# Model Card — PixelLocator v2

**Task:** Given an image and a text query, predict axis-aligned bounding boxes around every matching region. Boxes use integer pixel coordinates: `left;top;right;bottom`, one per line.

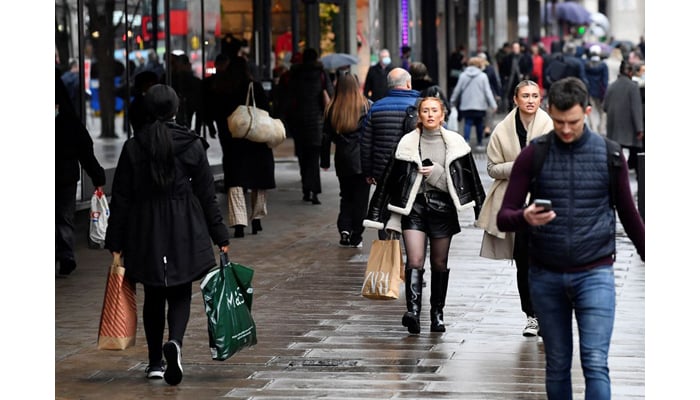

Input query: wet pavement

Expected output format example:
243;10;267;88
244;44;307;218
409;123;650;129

56;131;645;399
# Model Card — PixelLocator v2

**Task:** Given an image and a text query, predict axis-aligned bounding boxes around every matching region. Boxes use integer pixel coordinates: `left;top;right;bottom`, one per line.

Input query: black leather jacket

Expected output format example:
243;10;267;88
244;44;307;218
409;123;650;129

364;129;485;229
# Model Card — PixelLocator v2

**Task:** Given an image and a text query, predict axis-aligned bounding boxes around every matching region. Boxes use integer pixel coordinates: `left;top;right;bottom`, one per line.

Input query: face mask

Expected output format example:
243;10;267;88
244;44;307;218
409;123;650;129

382;57;391;66
55;108;59;118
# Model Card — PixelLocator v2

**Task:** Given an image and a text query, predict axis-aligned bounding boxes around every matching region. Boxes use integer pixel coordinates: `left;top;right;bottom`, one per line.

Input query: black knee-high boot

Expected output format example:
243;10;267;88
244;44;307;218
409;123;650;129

430;269;450;332
402;267;424;334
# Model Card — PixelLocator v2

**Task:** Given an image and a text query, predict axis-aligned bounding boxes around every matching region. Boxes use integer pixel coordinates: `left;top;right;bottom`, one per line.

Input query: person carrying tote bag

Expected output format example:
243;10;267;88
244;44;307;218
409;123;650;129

361;232;404;300
97;253;136;350
105;84;230;385
363;96;485;334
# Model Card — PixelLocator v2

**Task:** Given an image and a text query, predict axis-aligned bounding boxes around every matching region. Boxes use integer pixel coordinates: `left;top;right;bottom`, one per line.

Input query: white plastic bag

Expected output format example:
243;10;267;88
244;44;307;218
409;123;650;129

89;188;109;249
447;106;459;132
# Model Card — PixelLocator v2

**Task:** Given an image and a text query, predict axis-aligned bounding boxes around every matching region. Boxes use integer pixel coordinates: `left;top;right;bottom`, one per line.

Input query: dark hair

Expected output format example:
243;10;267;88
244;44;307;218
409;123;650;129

215;53;230;64
619;60;634;76
409;62;431;81
142;84;178;190
302;48;319;64
228;55;253;80
547;77;588;111
420;85;451;118
133;70;159;91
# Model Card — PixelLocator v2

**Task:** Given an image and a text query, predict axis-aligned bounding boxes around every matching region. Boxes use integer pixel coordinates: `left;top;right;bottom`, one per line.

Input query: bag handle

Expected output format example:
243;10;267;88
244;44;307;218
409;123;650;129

245;82;256;108
242;82;257;139
219;251;229;273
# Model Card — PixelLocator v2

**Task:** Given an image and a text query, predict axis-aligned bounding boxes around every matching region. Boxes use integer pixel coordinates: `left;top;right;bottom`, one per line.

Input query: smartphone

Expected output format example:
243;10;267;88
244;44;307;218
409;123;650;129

534;199;552;212
422;159;433;166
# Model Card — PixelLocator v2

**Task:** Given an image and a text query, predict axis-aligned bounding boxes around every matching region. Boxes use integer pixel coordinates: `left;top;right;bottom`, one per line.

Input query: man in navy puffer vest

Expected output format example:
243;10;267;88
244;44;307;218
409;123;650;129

497;77;644;400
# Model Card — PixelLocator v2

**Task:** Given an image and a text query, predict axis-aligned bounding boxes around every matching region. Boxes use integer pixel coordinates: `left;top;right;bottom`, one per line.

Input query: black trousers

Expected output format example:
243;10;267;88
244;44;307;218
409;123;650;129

297;144;322;195
337;174;371;241
142;283;192;366
513;229;535;317
623;145;643;173
55;182;77;263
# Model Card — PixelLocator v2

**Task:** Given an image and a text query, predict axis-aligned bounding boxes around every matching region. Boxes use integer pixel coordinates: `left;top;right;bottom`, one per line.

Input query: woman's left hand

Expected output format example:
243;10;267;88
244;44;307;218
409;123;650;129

419;166;433;176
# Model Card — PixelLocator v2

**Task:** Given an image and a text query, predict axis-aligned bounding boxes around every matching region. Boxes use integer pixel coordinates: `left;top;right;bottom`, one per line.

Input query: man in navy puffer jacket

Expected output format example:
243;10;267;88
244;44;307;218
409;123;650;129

360;67;420;240
360;67;420;186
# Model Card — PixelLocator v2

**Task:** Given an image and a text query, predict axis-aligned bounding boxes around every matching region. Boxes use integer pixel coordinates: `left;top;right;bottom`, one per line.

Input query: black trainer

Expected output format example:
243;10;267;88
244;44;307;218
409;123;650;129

163;340;183;385
339;231;351;247
349;234;363;248
145;362;165;379
58;259;77;276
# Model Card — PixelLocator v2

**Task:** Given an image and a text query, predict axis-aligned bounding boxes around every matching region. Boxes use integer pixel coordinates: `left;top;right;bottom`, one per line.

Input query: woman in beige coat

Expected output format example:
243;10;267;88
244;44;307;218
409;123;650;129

475;80;552;337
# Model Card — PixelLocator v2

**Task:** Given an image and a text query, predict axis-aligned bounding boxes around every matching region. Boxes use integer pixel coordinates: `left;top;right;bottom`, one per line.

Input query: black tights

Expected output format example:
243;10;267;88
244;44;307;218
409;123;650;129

143;283;192;366
402;229;452;271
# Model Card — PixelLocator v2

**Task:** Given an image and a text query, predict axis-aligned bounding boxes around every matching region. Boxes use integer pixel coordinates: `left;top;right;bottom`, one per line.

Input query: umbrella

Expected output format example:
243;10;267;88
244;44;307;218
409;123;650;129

590;12;610;32
320;53;359;70
545;1;591;25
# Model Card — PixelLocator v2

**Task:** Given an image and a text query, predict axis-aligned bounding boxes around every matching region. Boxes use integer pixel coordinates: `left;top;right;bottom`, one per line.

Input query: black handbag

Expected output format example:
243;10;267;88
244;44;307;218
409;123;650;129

423;190;453;213
418;140;455;214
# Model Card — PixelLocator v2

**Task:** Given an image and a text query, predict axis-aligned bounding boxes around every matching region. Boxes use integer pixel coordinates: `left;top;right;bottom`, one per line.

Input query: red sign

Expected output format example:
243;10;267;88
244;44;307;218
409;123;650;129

141;10;188;41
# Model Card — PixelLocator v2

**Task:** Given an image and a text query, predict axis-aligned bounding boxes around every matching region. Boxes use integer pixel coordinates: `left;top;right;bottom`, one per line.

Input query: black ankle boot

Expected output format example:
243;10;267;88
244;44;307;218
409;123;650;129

311;193;321;205
233;225;245;238
252;219;262;234
402;267;424;334
430;269;450;332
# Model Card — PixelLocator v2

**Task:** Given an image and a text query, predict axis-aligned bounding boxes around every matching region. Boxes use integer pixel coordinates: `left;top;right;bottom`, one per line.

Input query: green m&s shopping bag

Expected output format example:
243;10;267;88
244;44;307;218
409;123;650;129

200;252;257;361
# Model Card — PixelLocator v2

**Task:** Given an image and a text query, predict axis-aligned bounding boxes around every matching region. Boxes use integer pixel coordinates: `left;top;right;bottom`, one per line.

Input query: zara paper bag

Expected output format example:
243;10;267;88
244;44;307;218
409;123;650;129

361;238;404;300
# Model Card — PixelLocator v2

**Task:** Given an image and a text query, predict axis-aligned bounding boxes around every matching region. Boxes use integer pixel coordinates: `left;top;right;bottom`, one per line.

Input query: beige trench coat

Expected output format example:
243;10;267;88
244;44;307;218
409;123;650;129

476;106;553;259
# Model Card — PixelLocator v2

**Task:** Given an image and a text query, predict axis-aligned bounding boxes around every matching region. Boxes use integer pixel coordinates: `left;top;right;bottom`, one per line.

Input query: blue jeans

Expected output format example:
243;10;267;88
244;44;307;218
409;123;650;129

529;264;616;400
459;110;486;146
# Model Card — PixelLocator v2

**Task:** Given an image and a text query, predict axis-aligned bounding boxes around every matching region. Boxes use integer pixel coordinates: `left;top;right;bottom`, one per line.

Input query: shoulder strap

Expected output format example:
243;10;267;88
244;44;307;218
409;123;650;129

529;132;553;201
604;137;623;208
530;133;623;209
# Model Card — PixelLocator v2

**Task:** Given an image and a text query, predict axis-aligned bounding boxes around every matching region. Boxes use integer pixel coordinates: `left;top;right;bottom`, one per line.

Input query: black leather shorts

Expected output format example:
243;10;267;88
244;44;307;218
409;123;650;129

401;192;461;238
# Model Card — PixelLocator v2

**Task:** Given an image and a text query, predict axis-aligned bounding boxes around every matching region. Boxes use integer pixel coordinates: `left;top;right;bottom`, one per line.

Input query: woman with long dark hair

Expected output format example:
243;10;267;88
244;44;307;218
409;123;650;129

105;84;229;385
321;71;371;247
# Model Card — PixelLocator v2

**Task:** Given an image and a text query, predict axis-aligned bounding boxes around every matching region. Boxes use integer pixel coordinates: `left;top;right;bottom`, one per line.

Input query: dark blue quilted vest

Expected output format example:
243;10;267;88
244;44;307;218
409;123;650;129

530;130;616;269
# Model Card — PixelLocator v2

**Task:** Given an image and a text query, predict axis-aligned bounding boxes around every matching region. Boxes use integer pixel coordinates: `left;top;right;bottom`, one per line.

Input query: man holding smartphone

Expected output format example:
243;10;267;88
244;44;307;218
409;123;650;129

497;77;644;399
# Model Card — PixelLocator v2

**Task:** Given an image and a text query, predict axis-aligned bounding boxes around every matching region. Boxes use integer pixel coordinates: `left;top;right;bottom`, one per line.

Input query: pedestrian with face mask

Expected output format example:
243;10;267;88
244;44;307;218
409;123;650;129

363;48;394;102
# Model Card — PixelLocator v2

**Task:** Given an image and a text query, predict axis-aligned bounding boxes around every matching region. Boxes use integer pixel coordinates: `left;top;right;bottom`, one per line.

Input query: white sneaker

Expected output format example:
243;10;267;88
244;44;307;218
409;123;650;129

523;316;539;337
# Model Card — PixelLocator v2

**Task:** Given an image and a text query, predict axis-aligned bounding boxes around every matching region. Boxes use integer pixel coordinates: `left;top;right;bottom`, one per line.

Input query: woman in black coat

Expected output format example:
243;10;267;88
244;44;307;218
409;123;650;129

286;48;333;204
105;84;229;385
208;56;276;238
321;71;371;247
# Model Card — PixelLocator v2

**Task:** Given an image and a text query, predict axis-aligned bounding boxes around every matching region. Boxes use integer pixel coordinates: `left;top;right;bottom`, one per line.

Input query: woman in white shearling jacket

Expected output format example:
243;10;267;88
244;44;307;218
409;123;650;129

363;97;485;335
